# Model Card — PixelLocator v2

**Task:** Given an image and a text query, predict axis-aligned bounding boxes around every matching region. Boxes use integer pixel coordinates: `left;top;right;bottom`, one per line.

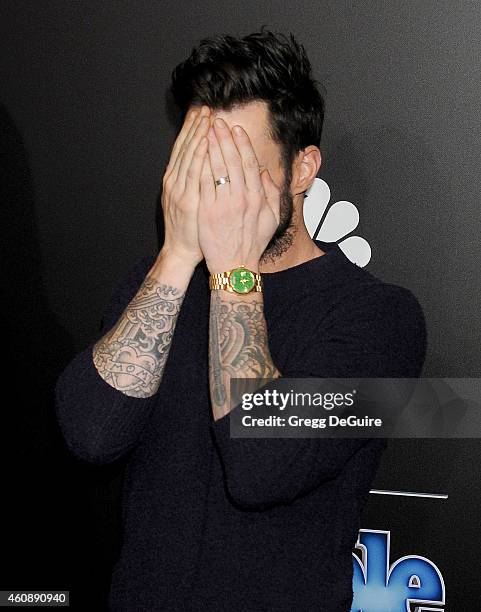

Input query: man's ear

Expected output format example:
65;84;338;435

293;146;322;196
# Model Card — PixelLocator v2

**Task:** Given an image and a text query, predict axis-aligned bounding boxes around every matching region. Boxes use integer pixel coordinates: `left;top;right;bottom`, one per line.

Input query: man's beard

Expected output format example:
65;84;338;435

260;171;297;265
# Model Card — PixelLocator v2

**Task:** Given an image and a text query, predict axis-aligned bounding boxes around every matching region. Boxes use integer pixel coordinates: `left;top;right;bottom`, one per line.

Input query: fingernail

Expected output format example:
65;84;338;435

233;125;243;135
214;118;224;128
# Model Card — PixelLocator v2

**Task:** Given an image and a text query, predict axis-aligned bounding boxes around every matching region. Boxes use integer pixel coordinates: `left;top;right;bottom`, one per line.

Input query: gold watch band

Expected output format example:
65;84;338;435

209;267;263;293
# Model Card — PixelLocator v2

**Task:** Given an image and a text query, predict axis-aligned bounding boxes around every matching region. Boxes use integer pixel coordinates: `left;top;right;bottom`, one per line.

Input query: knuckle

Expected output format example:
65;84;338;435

210;163;224;175
244;156;259;170
248;192;264;205
162;165;172;182
170;184;182;198
235;195;248;208
162;174;172;190
228;154;242;169
194;143;205;157
200;172;213;184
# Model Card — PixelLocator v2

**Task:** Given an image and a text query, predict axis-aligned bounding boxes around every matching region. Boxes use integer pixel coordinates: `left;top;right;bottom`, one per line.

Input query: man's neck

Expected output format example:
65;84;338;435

259;231;325;274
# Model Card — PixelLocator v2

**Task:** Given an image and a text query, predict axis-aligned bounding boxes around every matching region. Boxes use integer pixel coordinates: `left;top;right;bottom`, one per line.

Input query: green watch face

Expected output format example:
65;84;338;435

229;267;255;293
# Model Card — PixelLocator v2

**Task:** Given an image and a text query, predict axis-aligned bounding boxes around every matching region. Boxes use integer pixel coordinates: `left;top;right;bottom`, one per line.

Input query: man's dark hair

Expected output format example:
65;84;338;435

170;25;326;184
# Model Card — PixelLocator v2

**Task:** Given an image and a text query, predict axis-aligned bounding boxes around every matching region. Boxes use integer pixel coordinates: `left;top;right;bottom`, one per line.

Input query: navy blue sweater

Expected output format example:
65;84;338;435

55;240;427;611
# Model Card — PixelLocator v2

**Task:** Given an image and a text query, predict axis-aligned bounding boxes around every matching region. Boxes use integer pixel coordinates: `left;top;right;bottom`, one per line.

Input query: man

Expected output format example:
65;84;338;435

55;27;427;611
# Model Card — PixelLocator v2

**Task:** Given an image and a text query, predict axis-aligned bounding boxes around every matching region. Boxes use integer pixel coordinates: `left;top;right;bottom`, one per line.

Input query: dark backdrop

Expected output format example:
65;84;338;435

1;2;480;609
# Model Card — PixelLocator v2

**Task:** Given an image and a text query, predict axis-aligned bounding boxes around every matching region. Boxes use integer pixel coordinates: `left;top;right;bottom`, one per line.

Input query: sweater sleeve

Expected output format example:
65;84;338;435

54;254;158;465
210;283;427;509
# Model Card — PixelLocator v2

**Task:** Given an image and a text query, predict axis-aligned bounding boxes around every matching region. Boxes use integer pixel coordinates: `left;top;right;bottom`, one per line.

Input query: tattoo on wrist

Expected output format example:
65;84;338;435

93;276;184;397
209;292;279;409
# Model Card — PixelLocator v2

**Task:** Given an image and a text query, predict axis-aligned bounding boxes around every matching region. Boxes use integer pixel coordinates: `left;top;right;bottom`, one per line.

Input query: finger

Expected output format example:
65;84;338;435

177;113;211;188
210;118;245;193
169;106;210;181
207;125;232;198
184;135;209;196
231;124;263;193
164;107;200;178
200;147;216;207
260;168;281;224
172;108;210;183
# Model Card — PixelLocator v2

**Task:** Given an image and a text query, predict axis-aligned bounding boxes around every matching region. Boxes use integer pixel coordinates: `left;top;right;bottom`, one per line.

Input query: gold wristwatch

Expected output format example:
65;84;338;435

209;265;263;294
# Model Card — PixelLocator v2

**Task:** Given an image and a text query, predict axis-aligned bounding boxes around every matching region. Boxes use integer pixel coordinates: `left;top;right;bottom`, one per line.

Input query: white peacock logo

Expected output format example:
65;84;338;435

303;178;371;267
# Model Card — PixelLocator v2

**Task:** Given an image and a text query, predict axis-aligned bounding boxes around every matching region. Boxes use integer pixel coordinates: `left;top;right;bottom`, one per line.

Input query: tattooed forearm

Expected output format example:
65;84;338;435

93;275;185;398
209;291;281;419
